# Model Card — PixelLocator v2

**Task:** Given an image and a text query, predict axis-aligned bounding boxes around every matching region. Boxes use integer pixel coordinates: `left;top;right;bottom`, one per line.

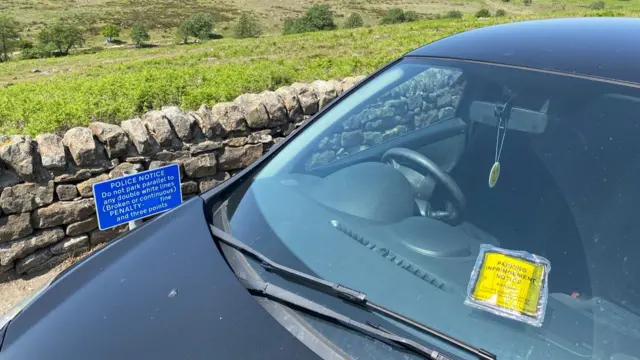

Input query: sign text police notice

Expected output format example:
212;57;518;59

92;164;182;230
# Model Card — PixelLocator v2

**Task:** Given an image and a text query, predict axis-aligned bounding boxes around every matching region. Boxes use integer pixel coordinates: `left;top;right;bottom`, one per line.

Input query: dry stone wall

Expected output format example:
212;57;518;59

0;76;365;282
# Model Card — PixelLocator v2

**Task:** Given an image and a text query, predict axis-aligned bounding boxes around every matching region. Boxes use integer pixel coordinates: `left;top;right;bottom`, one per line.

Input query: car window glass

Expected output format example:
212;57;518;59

306;66;464;170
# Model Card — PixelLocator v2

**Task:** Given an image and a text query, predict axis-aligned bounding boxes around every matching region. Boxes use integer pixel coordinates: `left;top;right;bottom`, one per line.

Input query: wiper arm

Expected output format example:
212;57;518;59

240;276;451;360
210;226;496;360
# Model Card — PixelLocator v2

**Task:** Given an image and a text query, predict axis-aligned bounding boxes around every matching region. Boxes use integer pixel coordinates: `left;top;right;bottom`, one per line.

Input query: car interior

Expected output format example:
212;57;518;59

276;60;640;314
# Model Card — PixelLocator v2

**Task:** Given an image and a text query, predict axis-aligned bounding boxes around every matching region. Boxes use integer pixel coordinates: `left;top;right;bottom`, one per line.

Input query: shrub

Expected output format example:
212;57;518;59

38;22;84;56
344;13;364;28
443;10;462;19
404;11;420;22
475;8;491;18
282;4;336;34
523;0;533;6
495;9;507;16
306;4;336;31
102;24;120;43
502;0;511;2
130;23;150;48
234;13;262;38
380;8;406;24
380;8;419;25
283;18;311;34
590;1;606;9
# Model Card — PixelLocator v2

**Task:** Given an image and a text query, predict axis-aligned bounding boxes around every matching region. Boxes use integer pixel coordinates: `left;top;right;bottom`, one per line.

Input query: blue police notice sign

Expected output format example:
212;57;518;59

93;164;183;230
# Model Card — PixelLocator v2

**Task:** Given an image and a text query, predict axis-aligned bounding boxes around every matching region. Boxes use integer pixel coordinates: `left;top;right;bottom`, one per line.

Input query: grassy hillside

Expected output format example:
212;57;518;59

0;2;639;135
3;0;640;41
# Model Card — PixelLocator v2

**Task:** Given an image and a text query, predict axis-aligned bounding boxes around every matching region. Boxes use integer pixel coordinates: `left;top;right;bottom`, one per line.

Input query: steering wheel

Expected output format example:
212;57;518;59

382;147;466;224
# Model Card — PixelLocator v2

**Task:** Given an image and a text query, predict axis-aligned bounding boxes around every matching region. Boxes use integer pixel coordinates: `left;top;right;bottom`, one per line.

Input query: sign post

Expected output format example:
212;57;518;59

92;164;183;231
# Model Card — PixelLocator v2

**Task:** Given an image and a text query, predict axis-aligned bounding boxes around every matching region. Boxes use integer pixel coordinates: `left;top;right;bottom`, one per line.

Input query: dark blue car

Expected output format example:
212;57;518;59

1;17;639;360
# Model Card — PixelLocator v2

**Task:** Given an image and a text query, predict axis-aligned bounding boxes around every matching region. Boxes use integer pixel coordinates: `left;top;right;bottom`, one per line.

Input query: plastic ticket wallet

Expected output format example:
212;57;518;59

465;244;551;327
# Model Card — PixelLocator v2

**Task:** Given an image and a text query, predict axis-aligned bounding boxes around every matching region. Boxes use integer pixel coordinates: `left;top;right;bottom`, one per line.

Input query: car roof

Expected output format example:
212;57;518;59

408;17;640;84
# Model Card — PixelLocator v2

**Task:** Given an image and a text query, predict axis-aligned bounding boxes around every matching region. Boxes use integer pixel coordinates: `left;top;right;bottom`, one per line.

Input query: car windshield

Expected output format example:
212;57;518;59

223;57;640;359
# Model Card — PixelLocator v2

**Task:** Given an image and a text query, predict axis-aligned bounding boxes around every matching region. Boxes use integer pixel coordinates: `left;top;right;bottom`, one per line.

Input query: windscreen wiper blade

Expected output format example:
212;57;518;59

240;276;451;360
210;226;496;360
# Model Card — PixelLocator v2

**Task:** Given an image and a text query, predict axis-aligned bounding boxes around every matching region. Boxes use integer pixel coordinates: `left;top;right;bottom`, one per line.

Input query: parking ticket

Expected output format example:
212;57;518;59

465;245;551;327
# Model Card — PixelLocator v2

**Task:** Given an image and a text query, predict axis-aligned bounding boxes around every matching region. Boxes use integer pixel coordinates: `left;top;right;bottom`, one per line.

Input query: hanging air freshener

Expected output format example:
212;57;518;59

489;98;512;188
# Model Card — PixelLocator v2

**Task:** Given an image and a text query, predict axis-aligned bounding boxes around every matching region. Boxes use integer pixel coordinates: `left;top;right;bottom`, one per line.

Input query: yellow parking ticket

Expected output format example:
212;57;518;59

465;245;550;327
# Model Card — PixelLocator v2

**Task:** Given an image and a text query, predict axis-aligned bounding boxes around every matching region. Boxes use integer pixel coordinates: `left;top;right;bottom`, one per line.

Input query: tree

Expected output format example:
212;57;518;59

102;24;120;43
0;15;20;62
189;14;214;42
130;23;149;48
523;0;533;6
495;9;507;16
590;0;605;9
176;21;191;44
344;13;364;29
38;22;84;55
234;13;262;39
177;14;214;43
305;4;336;31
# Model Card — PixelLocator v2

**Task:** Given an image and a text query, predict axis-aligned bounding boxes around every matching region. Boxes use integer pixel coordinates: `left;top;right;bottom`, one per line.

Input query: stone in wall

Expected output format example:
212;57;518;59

0;168;21;189
259;91;288;127
194;105;225;139
0;227;64;266
54;169;93;184
109;162;145;178
291;83;319;115
88;122;132;159
236;93;269;129
275;86;303;122
246;130;273;145
31;198;95;229
76;174;110;197
198;172;230;192
218;144;263;171
0;135;35;180
312;80;340;109
121;118;158;156
0;213;33;243
0;181;54;214
162;106;204;143
62;127;109;168
182;153;217;178
89;224;127;246
142;111;181;149
181;181;198;195
210;102;247;134
35;134;66;170
51;235;89;255
190;141;222;156
15;247;52;274
66;216;98;236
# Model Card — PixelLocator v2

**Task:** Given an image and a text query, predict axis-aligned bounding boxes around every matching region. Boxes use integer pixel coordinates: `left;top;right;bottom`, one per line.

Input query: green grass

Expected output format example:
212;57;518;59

1;5;639;135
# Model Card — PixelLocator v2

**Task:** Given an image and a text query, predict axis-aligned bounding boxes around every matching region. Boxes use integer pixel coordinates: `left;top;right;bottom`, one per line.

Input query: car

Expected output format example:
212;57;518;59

1;17;640;360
